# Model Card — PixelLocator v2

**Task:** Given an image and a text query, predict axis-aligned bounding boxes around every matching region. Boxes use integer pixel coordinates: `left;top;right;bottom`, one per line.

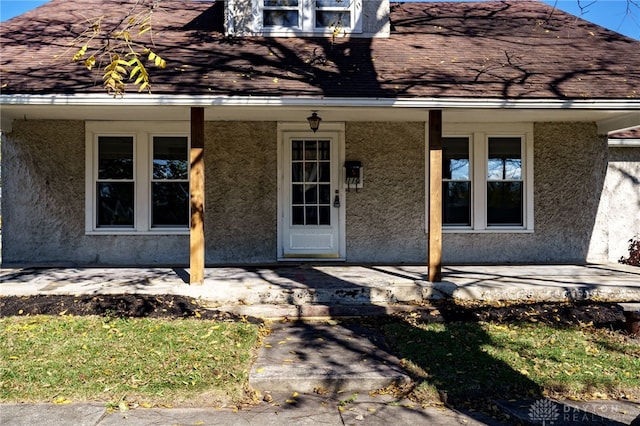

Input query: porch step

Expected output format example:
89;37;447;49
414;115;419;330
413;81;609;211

249;321;411;394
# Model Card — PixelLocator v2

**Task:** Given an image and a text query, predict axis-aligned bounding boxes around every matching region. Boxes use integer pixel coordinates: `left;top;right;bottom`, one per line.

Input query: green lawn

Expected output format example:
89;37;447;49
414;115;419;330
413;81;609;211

383;320;640;404
1;315;261;407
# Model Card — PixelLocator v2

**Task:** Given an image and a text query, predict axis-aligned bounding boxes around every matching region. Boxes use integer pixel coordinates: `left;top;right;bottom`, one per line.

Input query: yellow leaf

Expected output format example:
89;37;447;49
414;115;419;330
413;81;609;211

148;51;156;61
256;367;264;373
292;391;299;397
54;397;73;405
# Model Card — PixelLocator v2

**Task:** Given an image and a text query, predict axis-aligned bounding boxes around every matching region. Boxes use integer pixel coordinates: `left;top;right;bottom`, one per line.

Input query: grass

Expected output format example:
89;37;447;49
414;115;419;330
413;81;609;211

0;315;261;407
383;320;640;404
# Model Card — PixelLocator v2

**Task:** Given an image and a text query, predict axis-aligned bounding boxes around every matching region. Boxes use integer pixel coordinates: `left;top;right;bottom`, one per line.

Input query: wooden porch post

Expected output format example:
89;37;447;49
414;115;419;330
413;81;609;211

190;107;205;285
428;110;443;282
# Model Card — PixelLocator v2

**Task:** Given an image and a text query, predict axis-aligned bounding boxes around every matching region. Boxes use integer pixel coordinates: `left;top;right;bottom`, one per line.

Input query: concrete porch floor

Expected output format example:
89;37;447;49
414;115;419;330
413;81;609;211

1;263;638;313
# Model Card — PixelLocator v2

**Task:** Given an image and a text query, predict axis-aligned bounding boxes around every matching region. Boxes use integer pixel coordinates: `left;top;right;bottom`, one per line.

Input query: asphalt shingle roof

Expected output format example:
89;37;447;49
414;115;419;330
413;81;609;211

1;0;638;99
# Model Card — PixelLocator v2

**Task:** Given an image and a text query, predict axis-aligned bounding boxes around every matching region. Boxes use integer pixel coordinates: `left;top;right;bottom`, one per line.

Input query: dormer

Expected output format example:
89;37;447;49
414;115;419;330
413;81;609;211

225;0;390;37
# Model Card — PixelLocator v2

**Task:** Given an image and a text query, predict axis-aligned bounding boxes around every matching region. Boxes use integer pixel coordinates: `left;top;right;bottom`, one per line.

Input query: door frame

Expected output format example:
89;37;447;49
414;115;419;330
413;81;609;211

277;121;346;261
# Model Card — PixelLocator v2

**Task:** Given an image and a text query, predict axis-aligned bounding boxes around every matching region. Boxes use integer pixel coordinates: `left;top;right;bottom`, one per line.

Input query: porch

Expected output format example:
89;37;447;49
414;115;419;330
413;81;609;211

1;263;638;318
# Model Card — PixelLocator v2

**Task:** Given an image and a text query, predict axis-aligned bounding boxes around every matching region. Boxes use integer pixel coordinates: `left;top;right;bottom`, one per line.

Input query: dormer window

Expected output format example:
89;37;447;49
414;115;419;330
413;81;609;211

261;0;361;35
226;0;364;36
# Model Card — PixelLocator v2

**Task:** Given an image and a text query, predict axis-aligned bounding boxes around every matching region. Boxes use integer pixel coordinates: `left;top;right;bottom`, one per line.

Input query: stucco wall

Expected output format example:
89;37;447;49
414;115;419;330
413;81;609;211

589;146;640;262
2;119;627;266
205;121;278;263
2;120;189;266
345;122;426;262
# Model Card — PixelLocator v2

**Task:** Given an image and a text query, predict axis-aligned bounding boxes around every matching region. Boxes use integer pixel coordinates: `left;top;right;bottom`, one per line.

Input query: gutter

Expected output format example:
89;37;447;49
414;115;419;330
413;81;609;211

2;94;640;110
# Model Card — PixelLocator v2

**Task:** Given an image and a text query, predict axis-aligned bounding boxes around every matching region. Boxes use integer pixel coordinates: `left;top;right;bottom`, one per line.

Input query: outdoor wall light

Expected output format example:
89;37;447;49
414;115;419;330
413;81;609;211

307;112;322;133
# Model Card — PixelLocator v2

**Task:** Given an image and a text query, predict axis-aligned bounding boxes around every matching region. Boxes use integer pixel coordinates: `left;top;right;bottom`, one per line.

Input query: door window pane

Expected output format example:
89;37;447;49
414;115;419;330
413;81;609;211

97;182;134;227
290;139;332;226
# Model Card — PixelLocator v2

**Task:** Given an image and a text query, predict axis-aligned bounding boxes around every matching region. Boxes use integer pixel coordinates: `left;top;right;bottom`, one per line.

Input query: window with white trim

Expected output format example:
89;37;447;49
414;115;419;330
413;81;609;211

86;122;190;234
255;0;362;35
435;124;534;232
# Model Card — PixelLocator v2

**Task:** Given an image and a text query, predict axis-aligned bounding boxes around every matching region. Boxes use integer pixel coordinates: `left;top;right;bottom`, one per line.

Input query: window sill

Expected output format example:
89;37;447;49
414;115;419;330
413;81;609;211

86;230;189;236
442;228;534;234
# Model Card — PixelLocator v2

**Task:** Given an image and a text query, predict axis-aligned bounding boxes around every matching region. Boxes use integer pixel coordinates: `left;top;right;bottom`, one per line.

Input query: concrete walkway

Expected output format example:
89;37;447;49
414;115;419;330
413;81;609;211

2;263;639;309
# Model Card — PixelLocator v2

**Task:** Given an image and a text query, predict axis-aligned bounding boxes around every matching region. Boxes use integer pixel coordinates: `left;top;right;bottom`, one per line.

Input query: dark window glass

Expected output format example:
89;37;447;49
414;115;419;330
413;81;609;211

98;136;133;180
319;206;330;225
319;184;331;204
96;182;134;227
292;140;303;161
153;137;188;180
316;11;349;28
152;182;189;227
292;206;305;225
487;182;523;226
488;137;521;180
306;206;318;225
443;182;471;226
264;11;299;27
442;137;471;226
152;136;189;228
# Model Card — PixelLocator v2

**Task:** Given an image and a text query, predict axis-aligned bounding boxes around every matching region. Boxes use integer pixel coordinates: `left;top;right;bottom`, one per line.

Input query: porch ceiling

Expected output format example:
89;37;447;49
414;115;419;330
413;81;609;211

1;102;639;134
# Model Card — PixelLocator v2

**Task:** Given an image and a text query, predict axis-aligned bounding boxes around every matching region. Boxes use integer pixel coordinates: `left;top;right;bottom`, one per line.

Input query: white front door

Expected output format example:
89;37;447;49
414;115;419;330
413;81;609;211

278;124;345;260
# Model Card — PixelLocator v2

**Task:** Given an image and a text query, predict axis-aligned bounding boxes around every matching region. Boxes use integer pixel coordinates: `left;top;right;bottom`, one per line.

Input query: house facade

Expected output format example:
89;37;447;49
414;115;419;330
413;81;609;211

1;0;639;269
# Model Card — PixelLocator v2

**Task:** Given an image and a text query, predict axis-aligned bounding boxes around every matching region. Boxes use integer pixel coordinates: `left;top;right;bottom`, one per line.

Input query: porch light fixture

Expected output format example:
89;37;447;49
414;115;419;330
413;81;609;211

307;112;322;132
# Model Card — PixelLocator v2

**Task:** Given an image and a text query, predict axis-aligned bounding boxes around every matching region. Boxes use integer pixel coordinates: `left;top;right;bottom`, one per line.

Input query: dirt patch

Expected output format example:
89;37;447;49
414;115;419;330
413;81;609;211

0;294;259;322
0;294;629;332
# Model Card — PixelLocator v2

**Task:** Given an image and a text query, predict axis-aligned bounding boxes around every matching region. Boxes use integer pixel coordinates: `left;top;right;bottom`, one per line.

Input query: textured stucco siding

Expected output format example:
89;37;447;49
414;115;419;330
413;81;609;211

589;146;640;262
205;122;277;263
2;120;188;265
2;119;628;266
344;122;426;262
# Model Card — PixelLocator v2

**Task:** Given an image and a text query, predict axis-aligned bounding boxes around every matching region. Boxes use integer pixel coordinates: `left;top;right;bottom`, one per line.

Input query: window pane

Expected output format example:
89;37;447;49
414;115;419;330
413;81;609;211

292;184;304;204
318;162;330;182
305;184;317;204
318;140;330;160
264;11;298;27
306;206;318;225
152;182;189;227
305;163;318;182
305;140;317;160
443;182;470;226
319;206;330;225
292;163;303;182
292;206;304;225
319;184;331;204
97;182;134;227
316;11;349;27
443;137;469;180
488;137;521;180
316;0;347;7
292;140;303;161
487;182;522;226
153;137;188;180
98;136;133;180
265;0;298;6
